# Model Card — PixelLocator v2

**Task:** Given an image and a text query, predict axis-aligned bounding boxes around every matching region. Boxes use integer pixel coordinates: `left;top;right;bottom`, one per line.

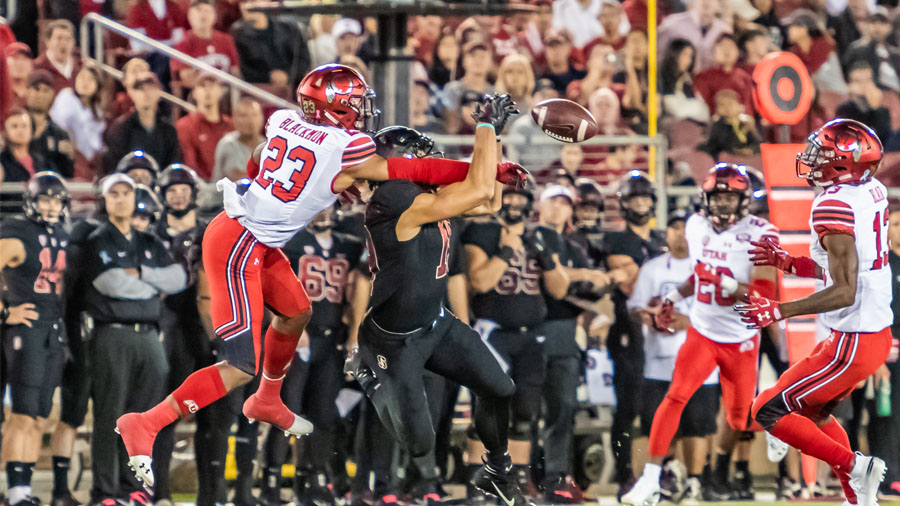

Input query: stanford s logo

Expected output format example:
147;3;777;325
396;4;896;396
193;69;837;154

377;355;388;370
325;76;354;104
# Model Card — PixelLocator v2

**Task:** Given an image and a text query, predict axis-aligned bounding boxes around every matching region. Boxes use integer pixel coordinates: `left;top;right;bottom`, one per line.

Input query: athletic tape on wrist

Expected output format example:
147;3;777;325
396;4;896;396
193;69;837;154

477;123;496;132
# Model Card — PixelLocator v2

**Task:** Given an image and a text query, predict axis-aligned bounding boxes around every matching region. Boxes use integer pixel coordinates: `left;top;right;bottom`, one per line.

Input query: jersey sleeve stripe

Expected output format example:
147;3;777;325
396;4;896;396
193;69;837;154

811;214;854;225
817;199;853;209
344;142;376;155
342;147;377;165
345;136;374;149
812;208;854;217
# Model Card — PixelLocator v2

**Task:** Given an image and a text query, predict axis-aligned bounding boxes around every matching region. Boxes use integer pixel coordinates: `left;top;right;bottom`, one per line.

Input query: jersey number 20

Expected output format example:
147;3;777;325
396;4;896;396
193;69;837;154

256;136;318;203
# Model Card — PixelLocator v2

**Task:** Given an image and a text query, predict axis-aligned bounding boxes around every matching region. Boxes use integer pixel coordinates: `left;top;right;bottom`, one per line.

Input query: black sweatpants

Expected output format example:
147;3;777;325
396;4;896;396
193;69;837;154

263;328;345;475
540;319;581;480
608;322;644;485
359;308;516;459
89;323;168;501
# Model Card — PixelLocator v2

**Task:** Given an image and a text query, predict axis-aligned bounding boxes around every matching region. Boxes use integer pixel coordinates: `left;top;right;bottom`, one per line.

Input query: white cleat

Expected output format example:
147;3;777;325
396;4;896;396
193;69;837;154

849;452;887;506
766;431;789;462
126;455;155;488
285;414;314;437
621;475;661;506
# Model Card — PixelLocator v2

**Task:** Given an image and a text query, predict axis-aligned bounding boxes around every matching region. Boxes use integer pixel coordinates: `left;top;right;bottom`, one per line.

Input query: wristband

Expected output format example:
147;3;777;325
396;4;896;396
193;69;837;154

0;306;8;323
720;275;739;296
664;290;684;303
789;256;821;279
496;246;515;263
477;123;496;132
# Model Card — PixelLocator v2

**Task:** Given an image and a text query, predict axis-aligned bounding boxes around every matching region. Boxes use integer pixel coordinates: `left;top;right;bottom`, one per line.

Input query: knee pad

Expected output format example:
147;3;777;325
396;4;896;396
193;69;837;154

754;396;788;430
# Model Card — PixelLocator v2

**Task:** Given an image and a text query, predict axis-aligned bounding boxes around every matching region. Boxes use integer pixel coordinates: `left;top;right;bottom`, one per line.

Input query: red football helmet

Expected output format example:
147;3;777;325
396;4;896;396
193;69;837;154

701;163;752;228
796;118;883;187
296;64;379;131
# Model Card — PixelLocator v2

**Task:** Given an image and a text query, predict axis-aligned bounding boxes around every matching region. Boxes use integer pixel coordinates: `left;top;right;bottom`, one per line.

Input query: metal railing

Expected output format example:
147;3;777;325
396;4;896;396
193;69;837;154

79;13;297;112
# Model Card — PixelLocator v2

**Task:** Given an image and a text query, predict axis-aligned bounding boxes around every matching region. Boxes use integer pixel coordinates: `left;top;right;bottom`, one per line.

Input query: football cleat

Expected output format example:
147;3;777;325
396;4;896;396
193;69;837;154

766;432;789;462
472;463;537;506
848;452;887;506
620;474;661;506
115;413;157;488
242;393;313;438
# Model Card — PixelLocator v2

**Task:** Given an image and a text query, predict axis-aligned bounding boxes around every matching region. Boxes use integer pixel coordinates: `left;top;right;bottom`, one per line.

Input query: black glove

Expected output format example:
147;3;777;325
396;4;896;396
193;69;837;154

527;227;558;271
472;94;519;132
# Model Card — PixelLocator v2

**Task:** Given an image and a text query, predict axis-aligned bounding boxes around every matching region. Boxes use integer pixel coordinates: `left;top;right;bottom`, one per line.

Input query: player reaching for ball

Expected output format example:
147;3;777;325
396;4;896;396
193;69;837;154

115;63;527;489
736;119;892;506
621;163;779;506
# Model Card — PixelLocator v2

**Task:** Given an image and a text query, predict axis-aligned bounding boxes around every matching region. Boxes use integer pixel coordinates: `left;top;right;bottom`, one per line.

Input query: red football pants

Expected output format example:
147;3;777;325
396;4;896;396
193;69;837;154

648;327;760;457
203;212;311;374
753;328;892;426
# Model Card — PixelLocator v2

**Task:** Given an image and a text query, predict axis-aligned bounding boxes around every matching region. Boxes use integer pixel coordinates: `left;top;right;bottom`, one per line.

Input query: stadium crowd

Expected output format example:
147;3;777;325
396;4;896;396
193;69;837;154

1;0;900;506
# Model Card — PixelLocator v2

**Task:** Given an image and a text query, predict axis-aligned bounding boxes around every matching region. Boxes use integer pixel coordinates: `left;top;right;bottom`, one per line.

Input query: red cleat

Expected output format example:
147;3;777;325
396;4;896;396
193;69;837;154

115;413;158;487
242;393;313;437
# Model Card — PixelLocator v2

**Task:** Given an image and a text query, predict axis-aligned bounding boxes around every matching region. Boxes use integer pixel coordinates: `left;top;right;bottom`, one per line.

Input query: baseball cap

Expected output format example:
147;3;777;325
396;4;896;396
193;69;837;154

101;173;136;196
28;69;55;89
540;184;577;205
544;28;571;46
332;18;362;39
668;208;689;225
5;42;32;59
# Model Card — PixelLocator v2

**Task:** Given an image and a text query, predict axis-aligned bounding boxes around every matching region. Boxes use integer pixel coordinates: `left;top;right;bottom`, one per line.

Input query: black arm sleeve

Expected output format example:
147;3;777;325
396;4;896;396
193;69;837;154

461;221;501;257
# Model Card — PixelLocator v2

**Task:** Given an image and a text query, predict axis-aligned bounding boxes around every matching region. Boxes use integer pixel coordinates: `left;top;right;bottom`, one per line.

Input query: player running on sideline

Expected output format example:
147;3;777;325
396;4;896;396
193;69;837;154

621;163;779;506
116;64;527;488
344;95;538;506
736;119;892;506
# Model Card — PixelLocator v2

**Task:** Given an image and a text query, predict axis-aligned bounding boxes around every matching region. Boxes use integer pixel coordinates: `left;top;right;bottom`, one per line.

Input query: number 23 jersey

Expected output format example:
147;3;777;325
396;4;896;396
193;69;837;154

809;178;892;333
227;108;376;248
685;213;778;343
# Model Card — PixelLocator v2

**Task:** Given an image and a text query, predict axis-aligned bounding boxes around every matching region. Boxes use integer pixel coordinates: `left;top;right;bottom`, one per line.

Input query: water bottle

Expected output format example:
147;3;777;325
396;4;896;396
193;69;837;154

876;377;892;417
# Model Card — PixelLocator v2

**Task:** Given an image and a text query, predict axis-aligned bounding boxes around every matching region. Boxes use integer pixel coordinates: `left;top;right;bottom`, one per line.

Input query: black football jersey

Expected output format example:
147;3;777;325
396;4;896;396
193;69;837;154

365;180;452;333
568;224;608;268
281;229;364;331
1;217;69;322
542;229;590;321
463;221;548;329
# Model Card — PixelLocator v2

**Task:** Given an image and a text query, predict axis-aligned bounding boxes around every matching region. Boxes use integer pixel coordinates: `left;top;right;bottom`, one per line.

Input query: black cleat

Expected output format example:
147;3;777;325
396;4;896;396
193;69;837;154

50;493;82;506
301;472;337;506
472;463;537;506
730;470;754;501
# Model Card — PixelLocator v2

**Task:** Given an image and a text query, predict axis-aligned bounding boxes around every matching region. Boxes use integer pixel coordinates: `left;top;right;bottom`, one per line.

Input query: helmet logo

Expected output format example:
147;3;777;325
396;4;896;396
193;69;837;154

325;75;354;104
833;130;861;161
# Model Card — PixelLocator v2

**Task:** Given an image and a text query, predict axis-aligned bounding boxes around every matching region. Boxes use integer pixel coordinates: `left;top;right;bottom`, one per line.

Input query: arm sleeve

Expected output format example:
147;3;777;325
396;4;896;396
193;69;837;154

140;264;188;293
811;198;855;239
93;269;159;299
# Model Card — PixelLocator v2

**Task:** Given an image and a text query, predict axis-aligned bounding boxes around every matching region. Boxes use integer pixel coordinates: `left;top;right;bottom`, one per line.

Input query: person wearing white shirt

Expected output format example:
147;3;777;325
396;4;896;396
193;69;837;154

49;67;106;164
552;0;605;48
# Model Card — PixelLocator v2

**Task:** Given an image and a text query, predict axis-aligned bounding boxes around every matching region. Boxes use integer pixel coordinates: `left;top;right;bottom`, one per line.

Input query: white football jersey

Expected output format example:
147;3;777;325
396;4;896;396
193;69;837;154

220;109;376;247
686;213;778;343
629;253;719;384
809;178;893;332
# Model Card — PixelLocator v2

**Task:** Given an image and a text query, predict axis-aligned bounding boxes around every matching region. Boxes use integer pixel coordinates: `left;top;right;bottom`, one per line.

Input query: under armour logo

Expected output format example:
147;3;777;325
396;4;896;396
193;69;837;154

183;400;199;413
377;355;388;369
254;258;260;265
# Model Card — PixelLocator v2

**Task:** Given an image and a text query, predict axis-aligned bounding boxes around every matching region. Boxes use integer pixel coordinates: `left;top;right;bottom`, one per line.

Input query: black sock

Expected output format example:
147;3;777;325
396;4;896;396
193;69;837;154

263;466;281;500
735;460;749;476
714;453;731;483
52;456;71;497
7;461;31;489
485;451;511;471
689;474;701;480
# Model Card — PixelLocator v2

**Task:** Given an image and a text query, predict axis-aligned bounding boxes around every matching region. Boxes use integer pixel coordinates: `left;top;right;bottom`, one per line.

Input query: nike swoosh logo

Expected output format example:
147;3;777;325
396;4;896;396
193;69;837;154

493;481;515;506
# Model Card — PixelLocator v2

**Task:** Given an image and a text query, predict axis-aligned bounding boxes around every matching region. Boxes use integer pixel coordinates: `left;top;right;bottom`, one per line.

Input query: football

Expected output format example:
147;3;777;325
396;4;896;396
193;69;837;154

531;98;600;143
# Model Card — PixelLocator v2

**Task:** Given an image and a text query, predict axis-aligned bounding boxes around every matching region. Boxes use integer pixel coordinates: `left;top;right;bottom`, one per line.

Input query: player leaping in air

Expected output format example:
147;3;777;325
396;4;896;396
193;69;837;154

115;64;527;488
736;118;892;506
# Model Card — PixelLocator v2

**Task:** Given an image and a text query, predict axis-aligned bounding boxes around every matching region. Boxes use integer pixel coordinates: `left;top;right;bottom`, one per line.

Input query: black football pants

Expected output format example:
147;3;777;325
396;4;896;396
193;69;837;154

540;319;581;480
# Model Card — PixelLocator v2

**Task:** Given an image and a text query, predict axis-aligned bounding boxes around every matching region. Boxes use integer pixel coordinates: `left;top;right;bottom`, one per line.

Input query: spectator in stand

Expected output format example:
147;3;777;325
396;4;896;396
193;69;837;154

583;0;629;53
615;30;649;133
32;20;81;93
213;0;242;32
552;0;604;49
307;14;338;68
660;38;710;122
106;58;151;125
495;53;536;117
105;72;182;175
788;9;848;93
694;33;755;116
333;18;363;62
337;54;370;82
1;108;49;181
172;0;241;88
429;31;461;90
827;0;870;57
844;7;900;93
588;86;624;135
738;27;776;74
751;0;782;37
542;28;587;94
126;0;188;85
25;70;74;177
49;66;106;179
558;144;585;179
440;39;494;133
836;61;892;142
658;0;732;72
700;89;761;158
410;16;443;66
410;79;444;134
5;42;33;102
231;2;311;89
567;43;617;105
518;0;555;70
507;79;562;169
213;96;264;182
0;36;10;122
175;74;232;180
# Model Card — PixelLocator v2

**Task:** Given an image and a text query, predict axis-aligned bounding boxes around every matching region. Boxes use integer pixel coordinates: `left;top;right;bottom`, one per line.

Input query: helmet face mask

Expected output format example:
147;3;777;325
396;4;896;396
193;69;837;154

796;118;882;187
298;64;380;131
24;171;69;225
159;164;199;218
499;192;532;225
616;171;657;227
701;163;751;231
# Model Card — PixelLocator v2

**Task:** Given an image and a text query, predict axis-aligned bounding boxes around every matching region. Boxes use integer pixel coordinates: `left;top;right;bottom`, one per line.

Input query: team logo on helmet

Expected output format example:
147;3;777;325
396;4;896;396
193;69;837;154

325;76;354;104
833;131;861;161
